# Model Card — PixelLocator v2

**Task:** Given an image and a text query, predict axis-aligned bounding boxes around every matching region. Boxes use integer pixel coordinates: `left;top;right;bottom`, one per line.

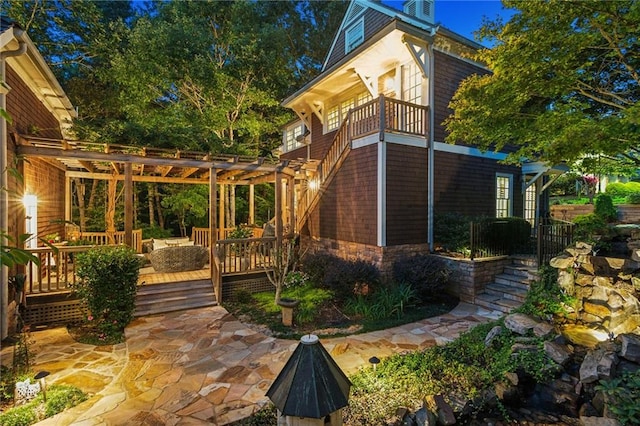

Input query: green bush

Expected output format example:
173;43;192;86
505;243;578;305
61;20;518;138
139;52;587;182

434;213;471;253
141;225;172;240
228;225;254;239
302;253;381;300
0;384;87;426
516;266;574;320
392;254;450;302
594;194;617;222
627;192;640;204
605;181;640;197
480;217;532;253
573;213;608;241
74;245;141;341
595;370;640;425
346;282;417;320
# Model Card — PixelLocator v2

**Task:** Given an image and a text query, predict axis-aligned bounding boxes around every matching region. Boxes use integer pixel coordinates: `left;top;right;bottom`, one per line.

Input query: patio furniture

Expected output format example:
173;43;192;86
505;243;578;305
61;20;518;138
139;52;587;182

149;245;208;273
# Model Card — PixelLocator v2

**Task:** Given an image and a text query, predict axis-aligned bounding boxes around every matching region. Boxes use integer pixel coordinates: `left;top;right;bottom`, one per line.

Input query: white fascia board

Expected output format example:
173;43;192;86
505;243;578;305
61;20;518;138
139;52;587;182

433;141;508;161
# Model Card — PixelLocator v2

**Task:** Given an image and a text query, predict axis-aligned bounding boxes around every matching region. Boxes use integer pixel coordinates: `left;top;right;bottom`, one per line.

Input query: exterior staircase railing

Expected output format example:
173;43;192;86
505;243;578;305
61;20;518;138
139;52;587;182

296;95;429;229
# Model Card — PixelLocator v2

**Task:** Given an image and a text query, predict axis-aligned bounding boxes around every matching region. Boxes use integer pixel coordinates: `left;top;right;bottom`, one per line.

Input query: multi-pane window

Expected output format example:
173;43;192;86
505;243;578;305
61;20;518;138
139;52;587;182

496;174;512;218
325;91;372;132
524;183;537;226
282;122;306;153
401;61;423;133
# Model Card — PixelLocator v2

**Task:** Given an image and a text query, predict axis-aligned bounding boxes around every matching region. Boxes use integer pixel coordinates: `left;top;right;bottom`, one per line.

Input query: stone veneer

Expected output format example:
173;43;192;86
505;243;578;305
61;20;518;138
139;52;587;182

300;235;509;302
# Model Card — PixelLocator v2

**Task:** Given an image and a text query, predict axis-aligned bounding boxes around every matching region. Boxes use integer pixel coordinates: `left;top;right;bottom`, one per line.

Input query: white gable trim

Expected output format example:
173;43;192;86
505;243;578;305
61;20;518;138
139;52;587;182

322;0;369;71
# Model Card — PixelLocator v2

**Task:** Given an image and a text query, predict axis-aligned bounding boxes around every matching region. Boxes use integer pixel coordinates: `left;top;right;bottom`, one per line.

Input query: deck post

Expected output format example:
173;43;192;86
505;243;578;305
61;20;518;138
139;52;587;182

209;167;220;302
249;184;255;225
287;176;295;235
275;171;283;246
124;162;133;247
219;184;225;240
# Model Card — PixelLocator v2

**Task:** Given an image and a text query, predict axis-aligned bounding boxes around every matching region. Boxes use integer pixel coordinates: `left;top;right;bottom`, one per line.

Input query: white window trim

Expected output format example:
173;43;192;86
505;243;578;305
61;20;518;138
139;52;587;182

345;17;364;54
281;121;307;153
322;89;373;134
496;173;513;218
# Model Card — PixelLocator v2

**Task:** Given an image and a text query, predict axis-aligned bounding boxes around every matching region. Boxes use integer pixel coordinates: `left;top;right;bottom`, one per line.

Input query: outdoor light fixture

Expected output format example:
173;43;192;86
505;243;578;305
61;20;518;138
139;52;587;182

23;194;37;208
368;356;380;371
34;371;50;401
308;180;319;191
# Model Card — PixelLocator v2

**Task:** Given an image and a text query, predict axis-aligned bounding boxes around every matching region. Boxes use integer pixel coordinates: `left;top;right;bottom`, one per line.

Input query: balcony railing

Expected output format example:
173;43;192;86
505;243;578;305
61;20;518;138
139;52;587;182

297;95;429;229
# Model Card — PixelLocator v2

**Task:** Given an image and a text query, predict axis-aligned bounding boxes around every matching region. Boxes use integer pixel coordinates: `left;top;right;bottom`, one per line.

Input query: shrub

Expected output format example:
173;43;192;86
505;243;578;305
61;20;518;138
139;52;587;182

480;217;532;253
74;246;141;341
228;225;254;239
345;282;417;320
573;213;608;241
300;252;335;285
392;254;450;302
627;192;640;204
321;258;381;300
605;181;640;197
595;370;640;425
0;384;87;426
594;194;617;222
434;213;471;253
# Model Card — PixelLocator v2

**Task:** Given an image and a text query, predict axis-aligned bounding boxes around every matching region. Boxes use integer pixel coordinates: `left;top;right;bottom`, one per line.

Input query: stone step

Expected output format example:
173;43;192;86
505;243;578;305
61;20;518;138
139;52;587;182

511;255;538;268
503;265;539;280
495;273;532;290
135;280;217;317
474;293;522;314
484;282;528;302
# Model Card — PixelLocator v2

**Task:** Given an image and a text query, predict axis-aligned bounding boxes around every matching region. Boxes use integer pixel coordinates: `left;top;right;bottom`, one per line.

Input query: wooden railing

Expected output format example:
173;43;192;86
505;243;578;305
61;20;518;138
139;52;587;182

215;237;277;275
24;245;93;294
296;95;429;229
192;227;263;247
78;229;143;253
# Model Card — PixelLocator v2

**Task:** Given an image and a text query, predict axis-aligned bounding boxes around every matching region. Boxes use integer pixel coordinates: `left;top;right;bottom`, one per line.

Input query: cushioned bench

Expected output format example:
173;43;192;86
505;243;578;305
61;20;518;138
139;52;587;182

148;245;208;272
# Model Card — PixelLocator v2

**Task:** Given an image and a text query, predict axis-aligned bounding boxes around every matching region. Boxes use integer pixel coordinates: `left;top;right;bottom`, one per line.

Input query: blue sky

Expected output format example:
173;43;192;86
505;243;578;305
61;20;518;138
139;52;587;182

383;0;516;45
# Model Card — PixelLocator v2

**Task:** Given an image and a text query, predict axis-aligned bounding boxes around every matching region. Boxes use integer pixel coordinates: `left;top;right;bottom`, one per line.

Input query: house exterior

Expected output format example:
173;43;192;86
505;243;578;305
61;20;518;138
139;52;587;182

1;18;76;338
280;0;561;272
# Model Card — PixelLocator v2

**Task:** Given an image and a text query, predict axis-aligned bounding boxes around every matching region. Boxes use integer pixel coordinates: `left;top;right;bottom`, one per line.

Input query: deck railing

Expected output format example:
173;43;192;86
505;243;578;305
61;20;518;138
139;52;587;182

215;237;277;275
191;227;263;247
78;230;143;253
296;95;429;230
24;245;93;294
537;219;574;266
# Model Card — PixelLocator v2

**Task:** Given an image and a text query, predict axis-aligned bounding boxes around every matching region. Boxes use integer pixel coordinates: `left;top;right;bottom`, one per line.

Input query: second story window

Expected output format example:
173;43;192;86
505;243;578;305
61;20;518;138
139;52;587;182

324;90;372;133
282;122;307;153
345;18;364;54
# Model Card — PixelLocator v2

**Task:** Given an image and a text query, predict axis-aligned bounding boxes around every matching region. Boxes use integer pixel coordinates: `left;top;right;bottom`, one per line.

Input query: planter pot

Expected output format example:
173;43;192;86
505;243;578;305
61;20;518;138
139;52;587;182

277;298;300;326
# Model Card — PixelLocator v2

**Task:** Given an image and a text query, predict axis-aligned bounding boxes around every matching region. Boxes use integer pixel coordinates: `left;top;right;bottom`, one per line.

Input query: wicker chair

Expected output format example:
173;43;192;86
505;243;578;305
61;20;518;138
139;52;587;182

149;245;208;272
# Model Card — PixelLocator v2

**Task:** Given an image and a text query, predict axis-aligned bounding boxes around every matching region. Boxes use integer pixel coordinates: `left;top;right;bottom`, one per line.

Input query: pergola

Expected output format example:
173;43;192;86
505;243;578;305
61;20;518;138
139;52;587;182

14;134;302;297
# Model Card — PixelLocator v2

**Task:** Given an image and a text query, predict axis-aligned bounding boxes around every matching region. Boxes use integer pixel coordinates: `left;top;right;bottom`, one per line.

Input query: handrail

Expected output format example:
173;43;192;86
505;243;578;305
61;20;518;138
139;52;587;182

296;95;429;230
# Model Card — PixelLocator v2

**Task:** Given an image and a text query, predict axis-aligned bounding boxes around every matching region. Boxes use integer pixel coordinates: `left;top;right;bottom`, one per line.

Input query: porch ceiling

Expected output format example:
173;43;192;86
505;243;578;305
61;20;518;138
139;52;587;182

14;135;301;185
284;23;427;114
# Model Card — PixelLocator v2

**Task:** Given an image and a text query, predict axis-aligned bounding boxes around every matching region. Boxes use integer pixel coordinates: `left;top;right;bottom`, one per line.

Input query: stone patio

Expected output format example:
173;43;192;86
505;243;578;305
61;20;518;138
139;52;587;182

0;303;502;425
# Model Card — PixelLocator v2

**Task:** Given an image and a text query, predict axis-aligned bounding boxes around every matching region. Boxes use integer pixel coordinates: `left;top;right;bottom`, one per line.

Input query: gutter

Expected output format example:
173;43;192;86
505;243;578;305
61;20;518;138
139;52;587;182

1;23;27;340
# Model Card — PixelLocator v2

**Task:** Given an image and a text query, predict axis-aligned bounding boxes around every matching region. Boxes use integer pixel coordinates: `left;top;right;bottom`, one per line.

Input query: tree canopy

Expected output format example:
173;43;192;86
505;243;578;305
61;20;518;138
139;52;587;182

445;0;639;172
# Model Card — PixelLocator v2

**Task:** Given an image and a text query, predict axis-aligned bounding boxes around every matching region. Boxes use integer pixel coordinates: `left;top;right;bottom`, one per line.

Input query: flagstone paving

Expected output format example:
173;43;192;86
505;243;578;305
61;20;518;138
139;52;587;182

1;303;502;425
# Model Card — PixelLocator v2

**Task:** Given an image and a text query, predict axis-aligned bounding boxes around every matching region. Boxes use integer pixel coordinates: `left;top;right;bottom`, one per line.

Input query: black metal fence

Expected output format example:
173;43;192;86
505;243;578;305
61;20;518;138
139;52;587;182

469;218;574;265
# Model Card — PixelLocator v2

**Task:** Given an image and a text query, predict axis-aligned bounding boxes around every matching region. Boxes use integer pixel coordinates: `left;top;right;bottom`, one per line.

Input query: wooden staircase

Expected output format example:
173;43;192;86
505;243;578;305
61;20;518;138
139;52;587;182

135;279;217;317
474;256;539;314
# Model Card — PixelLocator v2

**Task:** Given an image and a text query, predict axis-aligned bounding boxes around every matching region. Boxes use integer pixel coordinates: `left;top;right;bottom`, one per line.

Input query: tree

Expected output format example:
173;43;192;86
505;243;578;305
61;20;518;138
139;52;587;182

445;0;639;169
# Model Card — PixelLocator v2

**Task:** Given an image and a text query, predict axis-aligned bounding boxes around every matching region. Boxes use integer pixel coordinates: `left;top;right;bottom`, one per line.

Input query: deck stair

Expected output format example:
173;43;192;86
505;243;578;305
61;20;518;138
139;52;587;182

474;256;539;314
135;279;217;317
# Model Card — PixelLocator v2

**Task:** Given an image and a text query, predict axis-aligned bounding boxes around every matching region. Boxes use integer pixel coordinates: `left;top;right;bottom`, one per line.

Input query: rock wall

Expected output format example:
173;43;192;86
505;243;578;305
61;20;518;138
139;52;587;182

550;242;640;337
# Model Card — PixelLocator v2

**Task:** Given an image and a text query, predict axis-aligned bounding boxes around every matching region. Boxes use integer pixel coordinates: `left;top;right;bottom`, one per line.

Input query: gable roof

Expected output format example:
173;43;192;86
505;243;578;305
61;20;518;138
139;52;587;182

1;18;76;135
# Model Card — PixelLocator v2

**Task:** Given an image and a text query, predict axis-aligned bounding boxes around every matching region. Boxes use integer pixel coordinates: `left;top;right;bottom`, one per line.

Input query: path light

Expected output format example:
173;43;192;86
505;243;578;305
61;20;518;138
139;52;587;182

34;371;49;402
368;356;380;371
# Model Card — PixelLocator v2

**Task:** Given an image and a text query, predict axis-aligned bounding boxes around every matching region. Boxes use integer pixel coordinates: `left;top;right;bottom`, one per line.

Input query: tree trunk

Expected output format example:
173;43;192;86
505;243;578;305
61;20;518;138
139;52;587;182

75;178;86;232
106;179;117;243
230;185;236;228
148;183;155;227
154;186;165;229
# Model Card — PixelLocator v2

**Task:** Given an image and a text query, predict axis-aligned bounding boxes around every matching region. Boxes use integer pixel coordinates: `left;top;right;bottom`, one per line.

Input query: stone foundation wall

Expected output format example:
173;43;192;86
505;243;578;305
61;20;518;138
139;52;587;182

437;255;512;303
300;236;507;301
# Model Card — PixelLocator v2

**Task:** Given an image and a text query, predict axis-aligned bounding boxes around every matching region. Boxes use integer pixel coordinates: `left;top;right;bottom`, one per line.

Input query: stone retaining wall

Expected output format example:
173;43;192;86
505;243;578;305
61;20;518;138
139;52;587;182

551;204;640;222
301;235;506;302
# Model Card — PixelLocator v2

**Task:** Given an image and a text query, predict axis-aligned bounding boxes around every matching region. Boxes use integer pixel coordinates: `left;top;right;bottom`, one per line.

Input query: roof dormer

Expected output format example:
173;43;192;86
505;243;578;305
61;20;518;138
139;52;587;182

403;0;434;25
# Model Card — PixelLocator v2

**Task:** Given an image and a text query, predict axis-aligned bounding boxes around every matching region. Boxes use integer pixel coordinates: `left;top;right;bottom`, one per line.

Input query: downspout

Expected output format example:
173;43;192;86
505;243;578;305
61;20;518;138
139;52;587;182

1;25;27;339
427;35;435;252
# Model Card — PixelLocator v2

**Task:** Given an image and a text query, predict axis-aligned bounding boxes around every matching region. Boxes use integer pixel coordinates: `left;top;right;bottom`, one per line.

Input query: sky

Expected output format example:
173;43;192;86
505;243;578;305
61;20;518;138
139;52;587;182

383;0;516;46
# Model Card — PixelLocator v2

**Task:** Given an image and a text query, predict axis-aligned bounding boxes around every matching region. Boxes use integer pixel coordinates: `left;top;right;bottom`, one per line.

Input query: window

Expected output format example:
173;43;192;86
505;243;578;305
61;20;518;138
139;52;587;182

325;91;372;132
401;62;423;132
496;174;513;218
524;183;537;226
282;122;306;153
345;18;364;53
